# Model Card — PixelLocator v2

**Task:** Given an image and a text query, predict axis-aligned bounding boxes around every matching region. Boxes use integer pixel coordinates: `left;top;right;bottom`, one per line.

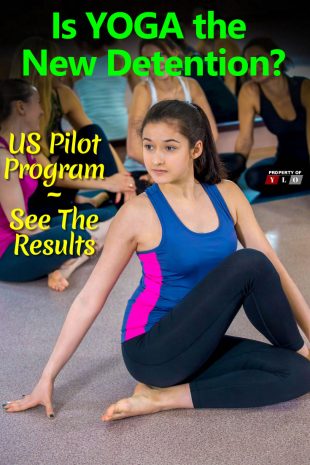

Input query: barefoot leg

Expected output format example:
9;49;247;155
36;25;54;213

88;218;113;253
47;219;113;292
102;382;193;422
47;254;90;291
59;254;90;280
75;194;90;205
75;192;109;208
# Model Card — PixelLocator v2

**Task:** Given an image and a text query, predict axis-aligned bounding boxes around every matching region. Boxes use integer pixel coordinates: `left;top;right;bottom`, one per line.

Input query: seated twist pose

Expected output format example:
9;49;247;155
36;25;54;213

3;100;310;420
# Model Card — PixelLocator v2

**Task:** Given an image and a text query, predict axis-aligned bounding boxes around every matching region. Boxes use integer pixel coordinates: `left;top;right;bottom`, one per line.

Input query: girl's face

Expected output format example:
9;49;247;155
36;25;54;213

142;121;202;184
244;45;276;83
141;44;170;80
20;89;43;132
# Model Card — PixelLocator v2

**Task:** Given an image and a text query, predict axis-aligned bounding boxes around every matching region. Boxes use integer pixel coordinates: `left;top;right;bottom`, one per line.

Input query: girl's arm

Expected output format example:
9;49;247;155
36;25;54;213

126;82;151;164
188;78;219;142
35;152;135;196
4;199;141;416
108;144;137;202
127;69;141;92
41;202;138;381
114;52;141;91
57;84;92;130
301;79;310;157
109;143;127;173
219;39;241;95
234;82;258;159
224;180;310;342
0;151;45;235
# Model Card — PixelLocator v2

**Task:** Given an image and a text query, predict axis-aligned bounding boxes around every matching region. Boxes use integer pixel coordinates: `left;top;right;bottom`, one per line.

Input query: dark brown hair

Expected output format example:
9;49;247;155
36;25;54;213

0;78;36;124
243;37;292;72
140;100;226;184
139;38;184;60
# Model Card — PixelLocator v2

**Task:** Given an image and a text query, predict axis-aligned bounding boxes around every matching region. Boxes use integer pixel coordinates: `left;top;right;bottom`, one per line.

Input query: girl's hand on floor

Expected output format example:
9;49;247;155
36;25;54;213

3;377;55;418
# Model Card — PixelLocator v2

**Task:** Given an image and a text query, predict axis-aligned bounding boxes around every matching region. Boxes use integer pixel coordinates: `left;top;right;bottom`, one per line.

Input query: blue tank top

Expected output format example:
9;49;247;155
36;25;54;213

259;75;308;165
121;182;238;342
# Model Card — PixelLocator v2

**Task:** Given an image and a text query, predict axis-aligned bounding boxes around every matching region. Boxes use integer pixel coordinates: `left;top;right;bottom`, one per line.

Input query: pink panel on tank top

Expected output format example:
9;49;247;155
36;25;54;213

124;252;162;341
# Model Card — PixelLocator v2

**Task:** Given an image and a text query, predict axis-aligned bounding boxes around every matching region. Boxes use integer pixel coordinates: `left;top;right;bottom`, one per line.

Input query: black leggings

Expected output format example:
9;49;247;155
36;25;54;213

219;152;247;182
122;249;310;408
0;207;114;282
245;157;310;195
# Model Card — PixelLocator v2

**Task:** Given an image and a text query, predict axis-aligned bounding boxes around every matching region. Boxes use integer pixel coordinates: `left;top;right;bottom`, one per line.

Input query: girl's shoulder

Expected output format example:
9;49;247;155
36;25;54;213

133;79;152;96
111;190;157;240
129;81;152;113
0;146;14;161
239;80;260;99
183;76;197;88
0;147;18;179
119;191;154;218
184;77;204;96
214;179;241;225
238;81;260;114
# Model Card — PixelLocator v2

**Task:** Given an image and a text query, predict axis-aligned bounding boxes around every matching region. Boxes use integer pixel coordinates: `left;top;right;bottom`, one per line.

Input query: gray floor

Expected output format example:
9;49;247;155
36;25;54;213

1;194;310;465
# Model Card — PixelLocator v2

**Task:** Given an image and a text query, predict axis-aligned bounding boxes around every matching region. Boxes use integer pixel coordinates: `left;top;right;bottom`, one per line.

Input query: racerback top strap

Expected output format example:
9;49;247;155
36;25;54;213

147;76;192;107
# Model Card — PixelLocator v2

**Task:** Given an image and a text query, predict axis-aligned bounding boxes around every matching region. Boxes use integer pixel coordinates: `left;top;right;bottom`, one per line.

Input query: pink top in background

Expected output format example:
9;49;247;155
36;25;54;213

0;136;38;258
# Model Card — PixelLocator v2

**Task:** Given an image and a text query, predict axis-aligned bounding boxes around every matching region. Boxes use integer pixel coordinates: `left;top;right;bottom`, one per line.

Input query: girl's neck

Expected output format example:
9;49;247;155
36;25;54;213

153;75;178;93
159;177;200;200
260;74;288;95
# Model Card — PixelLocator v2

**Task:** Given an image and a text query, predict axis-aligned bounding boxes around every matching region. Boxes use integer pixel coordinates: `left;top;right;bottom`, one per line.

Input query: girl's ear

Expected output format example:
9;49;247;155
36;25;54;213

192;140;203;159
15;100;26;116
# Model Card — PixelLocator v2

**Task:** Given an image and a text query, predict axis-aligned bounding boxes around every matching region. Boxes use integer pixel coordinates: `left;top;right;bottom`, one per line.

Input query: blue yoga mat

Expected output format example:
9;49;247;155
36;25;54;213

237;172;310;204
77;189;107;197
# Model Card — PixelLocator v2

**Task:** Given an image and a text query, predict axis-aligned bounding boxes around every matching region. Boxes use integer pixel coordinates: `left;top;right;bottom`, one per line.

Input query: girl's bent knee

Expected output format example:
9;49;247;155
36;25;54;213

230;248;270;269
226;249;279;288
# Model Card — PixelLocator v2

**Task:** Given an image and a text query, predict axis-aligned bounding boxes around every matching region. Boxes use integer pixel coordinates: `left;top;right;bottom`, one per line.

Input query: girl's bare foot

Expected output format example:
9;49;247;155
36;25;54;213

75;192;109;208
57;254;90;282
47;270;69;292
47;245;99;292
101;382;193;422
